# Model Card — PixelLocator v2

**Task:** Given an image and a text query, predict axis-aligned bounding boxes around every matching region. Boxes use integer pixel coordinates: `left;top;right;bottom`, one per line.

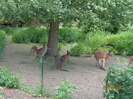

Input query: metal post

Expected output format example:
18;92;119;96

41;56;44;96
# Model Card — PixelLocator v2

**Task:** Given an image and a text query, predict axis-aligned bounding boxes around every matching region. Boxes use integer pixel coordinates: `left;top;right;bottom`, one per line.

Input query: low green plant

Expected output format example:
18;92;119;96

0;86;3;98
5;75;20;88
34;84;51;97
55;81;76;99
104;66;133;99
0;67;20;88
70;43;85;56
85;31;110;54
19;83;31;94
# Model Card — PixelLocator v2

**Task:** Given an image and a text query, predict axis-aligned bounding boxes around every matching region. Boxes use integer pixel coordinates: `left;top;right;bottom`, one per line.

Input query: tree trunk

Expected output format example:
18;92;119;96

47;22;59;56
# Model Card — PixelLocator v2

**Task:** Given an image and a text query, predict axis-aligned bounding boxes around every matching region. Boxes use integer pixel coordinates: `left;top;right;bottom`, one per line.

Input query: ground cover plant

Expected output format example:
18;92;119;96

104;66;133;99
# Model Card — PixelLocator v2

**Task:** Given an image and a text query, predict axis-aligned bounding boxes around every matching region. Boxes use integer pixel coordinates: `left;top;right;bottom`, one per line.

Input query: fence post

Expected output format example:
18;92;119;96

41;56;44;96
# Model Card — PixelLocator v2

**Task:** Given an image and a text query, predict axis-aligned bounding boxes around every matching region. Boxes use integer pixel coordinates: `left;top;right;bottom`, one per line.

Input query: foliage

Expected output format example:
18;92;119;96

12;27;84;44
107;30;133;55
19;83;31;94
33;84;51;97
5;75;20;88
104;66;133;99
12;27;48;43
0;30;6;55
0;0;90;24
0;86;3;98
0;67;20;89
80;0;133;33
70;43;85;56
85;31;112;54
3;27;16;35
55;81;76;99
84;30;133;56
58;27;84;43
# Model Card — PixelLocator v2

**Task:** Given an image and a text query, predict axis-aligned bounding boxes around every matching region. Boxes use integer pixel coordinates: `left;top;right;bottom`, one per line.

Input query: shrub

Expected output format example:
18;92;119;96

0;86;3;98
12;27;48;43
70;43;85;56
107;31;133;55
58;27;84;43
5;75;20;88
55;81;76;99
34;84;51;97
85;31;111;54
104;66;133;99
84;30;133;56
0;30;6;55
19;83;31;94
0;67;20;88
3;27;17;35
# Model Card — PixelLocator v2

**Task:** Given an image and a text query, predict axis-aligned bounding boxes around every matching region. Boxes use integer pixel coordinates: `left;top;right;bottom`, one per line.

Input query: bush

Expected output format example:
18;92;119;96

0;30;6;55
55;81;76;99
84;30;133;56
33;84;51;97
70;43;85;56
58;27;84;43
107;31;133;55
19;83;31;94
12;27;48;43
104;66;133;99
85;31;111;54
3;27;16;35
0;67;20;88
5;75;20;88
12;27;84;44
0;86;3;98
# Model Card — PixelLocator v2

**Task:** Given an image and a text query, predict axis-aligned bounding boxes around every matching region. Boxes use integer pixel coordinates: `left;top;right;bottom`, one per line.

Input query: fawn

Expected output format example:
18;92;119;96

127;56;133;66
60;50;71;66
35;42;47;63
53;54;68;72
30;46;38;55
94;50;111;71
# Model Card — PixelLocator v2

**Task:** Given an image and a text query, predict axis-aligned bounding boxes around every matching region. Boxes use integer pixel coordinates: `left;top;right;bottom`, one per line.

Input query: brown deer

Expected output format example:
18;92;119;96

127;56;133;66
60;50;71;66
35;42;47;63
30;46;38;55
94;50;111;71
53;54;68;72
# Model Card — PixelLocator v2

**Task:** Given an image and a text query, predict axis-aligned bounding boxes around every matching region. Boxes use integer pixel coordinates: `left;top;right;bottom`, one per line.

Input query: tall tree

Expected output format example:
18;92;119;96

1;0;90;55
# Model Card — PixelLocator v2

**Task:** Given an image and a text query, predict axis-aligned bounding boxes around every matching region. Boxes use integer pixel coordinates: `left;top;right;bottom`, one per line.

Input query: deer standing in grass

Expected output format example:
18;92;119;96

127;56;133;66
35;42;47;63
94;50;111;71
30;46;38;55
60;50;71;66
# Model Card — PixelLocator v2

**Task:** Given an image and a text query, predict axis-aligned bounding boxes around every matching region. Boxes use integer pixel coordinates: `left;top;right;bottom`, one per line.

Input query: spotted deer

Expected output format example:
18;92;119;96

35;42;47;63
60;50;71;66
127;56;133;66
94;50;111;71
30;46;38;55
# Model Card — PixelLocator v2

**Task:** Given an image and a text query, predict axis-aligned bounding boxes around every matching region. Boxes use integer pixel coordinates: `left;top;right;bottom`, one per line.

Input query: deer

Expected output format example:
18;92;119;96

53;54;68;72
127;56;133;66
94;50;112;71
30;46;38;55
60;50;71;66
35;42;47;63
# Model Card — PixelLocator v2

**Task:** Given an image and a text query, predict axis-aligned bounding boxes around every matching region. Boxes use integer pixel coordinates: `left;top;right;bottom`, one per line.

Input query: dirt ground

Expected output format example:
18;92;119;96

0;36;128;99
